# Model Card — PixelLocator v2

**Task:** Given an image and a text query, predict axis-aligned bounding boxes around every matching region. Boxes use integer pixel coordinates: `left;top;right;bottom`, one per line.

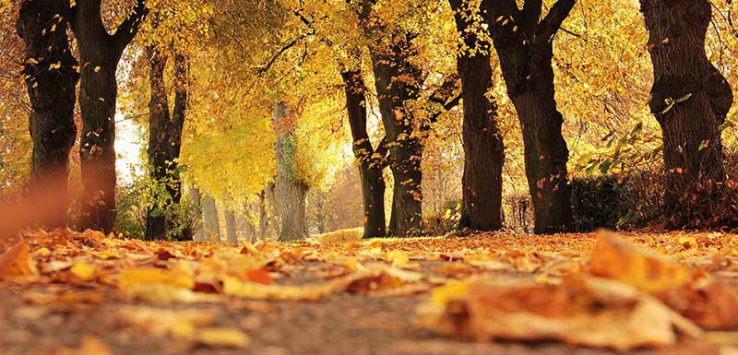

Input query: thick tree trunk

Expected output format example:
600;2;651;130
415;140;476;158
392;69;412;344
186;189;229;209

71;0;147;233
486;0;576;234
144;47;189;240
273;103;308;241
276;179;307;241
17;0;79;226
369;38;425;237
640;0;733;228
225;209;237;245
355;0;426;237
202;194;220;242
341;70;386;238
449;0;505;231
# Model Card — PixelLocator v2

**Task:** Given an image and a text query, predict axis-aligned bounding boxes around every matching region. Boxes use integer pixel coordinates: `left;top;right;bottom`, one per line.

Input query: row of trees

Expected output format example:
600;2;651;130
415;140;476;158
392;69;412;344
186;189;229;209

7;0;736;240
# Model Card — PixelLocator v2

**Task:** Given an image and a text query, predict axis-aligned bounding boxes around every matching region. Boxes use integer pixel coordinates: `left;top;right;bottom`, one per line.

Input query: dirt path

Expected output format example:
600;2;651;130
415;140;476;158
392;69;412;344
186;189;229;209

1;286;614;355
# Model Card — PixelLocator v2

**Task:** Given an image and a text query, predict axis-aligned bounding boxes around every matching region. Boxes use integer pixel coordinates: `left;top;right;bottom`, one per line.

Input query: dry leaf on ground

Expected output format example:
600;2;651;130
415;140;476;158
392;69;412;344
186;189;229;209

419;275;701;350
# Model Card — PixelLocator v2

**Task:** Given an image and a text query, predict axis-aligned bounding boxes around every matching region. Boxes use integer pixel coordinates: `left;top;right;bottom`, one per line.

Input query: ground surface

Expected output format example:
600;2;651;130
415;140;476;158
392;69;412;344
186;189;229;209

1;230;737;354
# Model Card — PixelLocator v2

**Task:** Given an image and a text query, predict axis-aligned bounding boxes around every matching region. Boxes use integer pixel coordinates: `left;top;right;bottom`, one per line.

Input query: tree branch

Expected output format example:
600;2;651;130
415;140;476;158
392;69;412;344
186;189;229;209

486;0;520;21
111;0;148;51
522;0;542;35
256;33;310;76
536;0;576;44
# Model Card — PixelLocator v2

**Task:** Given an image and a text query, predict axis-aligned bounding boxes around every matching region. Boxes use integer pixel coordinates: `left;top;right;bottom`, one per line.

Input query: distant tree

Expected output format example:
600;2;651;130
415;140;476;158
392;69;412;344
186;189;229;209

273;103;309;241
639;0;734;227
144;45;189;240
225;209;237;245
486;0;576;234
17;0;79;225
202;193;220;242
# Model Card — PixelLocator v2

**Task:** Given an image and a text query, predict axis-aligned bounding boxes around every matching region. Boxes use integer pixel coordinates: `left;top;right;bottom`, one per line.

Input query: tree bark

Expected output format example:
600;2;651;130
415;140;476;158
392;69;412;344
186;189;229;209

369;37;425;237
258;189;269;240
354;0;425;237
225;209;237;245
273;103;308;241
184;187;202;241
144;46;189;240
486;0;576;234
202;194;220;242
70;0;147;233
341;70;387;238
449;0;505;231
640;0;733;228
17;0;79;226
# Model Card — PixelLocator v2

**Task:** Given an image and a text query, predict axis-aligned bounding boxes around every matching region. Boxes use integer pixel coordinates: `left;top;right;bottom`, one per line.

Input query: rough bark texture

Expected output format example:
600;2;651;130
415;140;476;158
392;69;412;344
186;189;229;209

70;0;147;233
17;0;79;226
144;47;189;241
273;103;308;241
202;194;220;242
486;0;576;234
640;0;733;227
341;70;387;238
450;0;505;231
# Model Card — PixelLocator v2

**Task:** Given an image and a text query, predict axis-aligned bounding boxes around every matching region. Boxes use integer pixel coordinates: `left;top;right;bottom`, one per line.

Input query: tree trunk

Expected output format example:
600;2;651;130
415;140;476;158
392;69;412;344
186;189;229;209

71;0;147;233
486;0;576;234
273;103;308;241
17;0;79;226
640;0;733;228
144;46;189;240
258;189;269;240
240;204;256;243
368;38;425;237
184;187;202;241
449;0;505;231
202;194;220;242
341;70;386;238
225;209;237;245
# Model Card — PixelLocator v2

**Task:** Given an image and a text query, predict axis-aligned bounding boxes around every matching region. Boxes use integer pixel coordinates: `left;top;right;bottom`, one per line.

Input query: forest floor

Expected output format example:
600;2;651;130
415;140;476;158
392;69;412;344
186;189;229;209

1;229;738;354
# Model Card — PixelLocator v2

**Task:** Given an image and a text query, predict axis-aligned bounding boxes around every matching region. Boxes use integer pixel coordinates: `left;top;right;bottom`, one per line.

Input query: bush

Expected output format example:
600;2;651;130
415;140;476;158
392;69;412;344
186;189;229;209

504;173;665;233
423;200;461;236
115;170;200;241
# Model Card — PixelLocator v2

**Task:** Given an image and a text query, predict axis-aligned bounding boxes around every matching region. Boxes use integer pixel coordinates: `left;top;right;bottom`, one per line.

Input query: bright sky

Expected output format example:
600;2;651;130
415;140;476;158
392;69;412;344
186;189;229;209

114;112;144;185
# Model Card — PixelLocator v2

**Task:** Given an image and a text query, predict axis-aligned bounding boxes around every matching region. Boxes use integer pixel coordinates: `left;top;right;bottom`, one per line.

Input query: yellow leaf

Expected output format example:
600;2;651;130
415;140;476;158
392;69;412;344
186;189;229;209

388;250;409;267
119;267;194;290
196;327;250;348
70;263;96;281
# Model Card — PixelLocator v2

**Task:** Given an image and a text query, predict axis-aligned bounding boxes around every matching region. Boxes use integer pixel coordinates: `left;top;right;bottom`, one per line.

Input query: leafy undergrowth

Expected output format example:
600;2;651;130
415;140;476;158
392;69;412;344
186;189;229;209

1;229;738;354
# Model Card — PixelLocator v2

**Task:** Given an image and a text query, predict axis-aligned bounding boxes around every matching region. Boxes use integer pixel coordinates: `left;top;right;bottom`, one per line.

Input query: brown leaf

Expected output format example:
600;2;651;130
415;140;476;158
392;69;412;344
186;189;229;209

0;237;38;280
419;276;701;350
588;232;691;293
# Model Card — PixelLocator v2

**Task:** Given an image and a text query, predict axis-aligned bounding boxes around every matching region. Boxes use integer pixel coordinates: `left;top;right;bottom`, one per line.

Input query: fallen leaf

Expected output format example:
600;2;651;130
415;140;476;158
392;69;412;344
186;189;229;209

0;237;38;280
588;232;691;293
70;262;96;281
196;327;249;348
419;275;701;350
119;306;215;338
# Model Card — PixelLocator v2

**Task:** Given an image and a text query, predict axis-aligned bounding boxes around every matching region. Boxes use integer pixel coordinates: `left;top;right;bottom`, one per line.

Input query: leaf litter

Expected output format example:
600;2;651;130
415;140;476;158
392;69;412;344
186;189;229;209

1;229;738;353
